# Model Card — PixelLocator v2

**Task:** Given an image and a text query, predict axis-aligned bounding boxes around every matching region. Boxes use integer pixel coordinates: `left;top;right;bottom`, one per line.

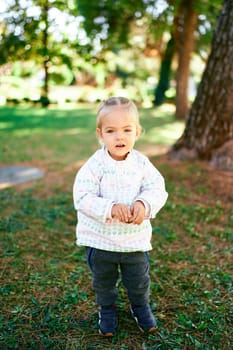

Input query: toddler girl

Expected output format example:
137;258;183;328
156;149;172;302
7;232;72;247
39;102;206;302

73;97;168;336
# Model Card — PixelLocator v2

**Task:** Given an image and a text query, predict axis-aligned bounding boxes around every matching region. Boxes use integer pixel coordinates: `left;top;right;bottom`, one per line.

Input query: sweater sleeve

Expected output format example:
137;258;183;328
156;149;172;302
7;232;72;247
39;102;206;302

136;158;168;218
73;160;114;223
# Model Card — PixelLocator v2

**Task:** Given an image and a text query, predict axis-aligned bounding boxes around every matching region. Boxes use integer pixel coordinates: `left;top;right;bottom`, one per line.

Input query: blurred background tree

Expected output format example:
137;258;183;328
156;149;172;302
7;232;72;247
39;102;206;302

0;0;221;108
77;0;222;118
0;0;232;169
0;0;83;104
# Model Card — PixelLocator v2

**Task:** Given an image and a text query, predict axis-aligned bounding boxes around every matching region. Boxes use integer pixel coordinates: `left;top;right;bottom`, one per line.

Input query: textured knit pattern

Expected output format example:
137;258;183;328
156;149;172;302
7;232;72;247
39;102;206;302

73;147;168;252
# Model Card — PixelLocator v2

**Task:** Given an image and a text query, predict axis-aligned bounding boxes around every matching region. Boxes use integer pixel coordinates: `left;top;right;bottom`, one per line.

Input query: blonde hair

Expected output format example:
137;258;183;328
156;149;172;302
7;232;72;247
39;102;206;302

97;97;141;132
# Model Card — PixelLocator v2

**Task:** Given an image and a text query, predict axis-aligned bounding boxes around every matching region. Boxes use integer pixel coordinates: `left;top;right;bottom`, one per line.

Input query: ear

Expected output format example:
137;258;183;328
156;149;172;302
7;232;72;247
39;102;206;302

96;127;102;140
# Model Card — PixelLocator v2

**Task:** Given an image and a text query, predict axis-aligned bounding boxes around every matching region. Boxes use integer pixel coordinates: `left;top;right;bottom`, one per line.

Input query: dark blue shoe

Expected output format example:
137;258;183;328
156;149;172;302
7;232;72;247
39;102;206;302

99;305;117;336
131;304;157;333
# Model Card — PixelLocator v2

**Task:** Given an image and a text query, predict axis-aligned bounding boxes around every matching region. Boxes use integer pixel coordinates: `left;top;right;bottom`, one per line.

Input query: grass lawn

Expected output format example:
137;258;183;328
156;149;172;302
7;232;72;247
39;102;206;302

0;104;232;349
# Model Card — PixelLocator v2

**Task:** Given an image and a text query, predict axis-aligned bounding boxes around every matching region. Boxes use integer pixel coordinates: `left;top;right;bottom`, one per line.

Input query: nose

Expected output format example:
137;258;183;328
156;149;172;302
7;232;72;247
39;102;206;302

115;131;124;139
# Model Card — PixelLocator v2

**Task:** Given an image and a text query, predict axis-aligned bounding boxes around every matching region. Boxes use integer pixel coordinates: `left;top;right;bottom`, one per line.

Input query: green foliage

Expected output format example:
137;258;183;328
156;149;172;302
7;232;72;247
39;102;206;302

0;105;232;349
76;0;221;56
0;0;223;107
77;0;144;45
0;0;82;99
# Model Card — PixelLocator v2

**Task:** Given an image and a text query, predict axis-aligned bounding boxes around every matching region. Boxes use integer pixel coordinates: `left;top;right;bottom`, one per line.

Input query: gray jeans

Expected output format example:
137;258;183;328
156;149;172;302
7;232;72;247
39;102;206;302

86;247;150;306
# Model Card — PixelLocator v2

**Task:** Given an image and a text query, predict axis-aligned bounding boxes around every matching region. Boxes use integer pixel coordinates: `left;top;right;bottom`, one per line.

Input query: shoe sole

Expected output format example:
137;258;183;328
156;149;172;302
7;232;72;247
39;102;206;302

99;328;115;337
130;307;157;334
138;325;158;334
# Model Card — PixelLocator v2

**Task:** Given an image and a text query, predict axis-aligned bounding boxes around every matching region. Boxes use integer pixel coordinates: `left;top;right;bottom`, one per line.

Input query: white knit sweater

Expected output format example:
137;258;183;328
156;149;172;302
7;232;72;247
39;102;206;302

73;147;168;252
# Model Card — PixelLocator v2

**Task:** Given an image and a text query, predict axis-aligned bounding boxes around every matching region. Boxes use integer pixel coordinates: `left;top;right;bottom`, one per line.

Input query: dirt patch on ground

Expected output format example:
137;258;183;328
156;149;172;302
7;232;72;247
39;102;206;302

160;155;233;204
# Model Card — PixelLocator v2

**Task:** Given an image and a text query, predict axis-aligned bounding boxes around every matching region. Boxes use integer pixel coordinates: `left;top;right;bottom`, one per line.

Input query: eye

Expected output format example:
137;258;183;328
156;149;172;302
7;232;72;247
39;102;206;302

125;128;133;132
106;129;114;133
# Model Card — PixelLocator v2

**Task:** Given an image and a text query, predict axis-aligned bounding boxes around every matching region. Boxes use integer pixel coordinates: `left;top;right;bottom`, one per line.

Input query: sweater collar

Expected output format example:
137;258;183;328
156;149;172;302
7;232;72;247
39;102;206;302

103;146;133;164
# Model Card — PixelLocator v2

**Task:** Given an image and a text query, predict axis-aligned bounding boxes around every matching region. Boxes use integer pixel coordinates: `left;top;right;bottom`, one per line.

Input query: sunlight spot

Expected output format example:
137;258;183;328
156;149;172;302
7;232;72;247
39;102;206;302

143;122;184;144
56;129;83;136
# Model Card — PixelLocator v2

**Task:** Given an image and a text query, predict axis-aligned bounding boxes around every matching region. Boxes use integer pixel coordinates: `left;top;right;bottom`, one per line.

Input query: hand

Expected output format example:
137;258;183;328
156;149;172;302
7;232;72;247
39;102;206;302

111;203;132;223
130;201;145;225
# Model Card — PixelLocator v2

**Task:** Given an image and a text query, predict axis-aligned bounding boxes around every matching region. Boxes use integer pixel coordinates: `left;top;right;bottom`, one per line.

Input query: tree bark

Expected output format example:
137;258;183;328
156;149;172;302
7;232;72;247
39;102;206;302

174;0;197;119
170;0;233;171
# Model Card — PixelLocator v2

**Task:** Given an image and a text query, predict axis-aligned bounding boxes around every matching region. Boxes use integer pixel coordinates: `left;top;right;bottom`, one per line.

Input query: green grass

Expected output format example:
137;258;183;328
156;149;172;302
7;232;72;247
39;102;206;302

0;104;99;166
0;104;232;349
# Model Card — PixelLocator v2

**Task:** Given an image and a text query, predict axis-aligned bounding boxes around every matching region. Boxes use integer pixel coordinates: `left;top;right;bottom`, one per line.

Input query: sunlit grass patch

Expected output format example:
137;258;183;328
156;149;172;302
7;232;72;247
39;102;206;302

0;104;184;166
139;104;184;145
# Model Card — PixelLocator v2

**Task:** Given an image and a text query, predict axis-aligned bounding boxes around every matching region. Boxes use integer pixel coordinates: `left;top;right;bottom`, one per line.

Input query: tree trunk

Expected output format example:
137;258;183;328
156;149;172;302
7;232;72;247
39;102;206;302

170;0;233;171
41;0;50;105
153;36;175;106
174;0;197;119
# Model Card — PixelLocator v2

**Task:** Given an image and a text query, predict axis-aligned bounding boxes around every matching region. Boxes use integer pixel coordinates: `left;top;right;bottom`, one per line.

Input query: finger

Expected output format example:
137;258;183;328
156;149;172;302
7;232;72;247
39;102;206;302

118;207;125;222
133;206;139;220
118;206;128;222
127;207;133;222
133;215;142;225
130;204;136;218
123;207;131;223
133;207;143;224
120;208;127;222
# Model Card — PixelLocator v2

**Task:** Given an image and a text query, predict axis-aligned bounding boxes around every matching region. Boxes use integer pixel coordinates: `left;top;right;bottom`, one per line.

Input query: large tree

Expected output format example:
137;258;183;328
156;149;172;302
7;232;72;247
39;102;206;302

170;0;233;171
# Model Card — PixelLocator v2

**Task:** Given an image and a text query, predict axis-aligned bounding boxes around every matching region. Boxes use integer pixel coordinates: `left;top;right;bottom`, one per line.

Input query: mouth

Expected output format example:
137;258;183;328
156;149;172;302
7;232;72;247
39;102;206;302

115;144;125;148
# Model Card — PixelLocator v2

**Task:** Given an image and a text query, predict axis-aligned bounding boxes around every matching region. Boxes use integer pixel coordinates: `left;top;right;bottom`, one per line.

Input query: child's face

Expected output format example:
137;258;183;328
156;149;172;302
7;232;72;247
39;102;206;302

96;109;140;161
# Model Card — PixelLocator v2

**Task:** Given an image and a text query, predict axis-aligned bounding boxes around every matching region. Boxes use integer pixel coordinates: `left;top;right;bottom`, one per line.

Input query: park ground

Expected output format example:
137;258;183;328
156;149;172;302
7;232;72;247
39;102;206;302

0;104;232;349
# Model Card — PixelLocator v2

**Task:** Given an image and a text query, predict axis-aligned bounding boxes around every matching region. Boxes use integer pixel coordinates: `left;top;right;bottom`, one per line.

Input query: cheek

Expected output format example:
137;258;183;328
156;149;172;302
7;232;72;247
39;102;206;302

131;133;138;141
102;135;113;144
